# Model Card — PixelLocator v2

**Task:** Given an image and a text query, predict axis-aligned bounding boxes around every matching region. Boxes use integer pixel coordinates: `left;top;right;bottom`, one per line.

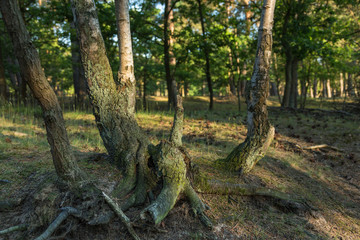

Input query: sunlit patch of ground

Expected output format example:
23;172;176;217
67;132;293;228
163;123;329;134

0;97;359;239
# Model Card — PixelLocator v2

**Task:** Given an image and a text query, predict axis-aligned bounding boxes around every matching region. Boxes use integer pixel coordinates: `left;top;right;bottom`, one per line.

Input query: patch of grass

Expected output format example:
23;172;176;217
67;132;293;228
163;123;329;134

1;97;359;239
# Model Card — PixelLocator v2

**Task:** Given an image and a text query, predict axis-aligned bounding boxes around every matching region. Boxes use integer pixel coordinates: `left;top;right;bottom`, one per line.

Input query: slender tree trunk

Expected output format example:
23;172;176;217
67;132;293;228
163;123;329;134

70;22;87;109
0;0;84;183
340;73;344;97
226;1;236;96
289;58;298;108
225;0;276;174
197;0;214;110
326;79;332;98
0;41;7;101
347;73;355;97
313;78;318;98
282;53;292;107
164;0;178;109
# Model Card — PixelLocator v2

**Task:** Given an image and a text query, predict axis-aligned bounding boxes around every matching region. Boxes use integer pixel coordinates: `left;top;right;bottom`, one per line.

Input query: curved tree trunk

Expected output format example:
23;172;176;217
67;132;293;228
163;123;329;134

224;0;276;174
0;0;84;183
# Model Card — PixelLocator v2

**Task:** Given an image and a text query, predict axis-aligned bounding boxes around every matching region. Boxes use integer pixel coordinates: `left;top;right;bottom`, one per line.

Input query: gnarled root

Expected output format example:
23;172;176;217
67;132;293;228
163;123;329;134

141;141;211;227
0;224;27;235
198;179;316;214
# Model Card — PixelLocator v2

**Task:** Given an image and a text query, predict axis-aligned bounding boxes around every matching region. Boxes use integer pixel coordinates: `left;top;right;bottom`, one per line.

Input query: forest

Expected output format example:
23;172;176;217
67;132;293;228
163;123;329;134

0;0;359;239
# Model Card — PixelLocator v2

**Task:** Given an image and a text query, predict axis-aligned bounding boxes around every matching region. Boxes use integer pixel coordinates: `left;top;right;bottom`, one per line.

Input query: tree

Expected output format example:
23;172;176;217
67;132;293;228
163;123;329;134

197;0;214;110
0;0;85;183
164;0;178;109
2;0;314;239
223;0;276;174
0;38;7;101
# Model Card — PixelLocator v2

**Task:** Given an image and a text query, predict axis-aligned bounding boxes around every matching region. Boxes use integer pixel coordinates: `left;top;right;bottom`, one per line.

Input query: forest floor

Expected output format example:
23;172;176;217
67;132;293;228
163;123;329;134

0;96;359;240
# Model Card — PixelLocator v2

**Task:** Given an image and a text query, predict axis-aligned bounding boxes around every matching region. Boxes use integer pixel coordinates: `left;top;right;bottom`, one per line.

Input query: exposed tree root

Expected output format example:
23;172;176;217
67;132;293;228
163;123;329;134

102;192;140;240
0;224;27;235
302;144;343;152
197;179;316;214
34;207;81;240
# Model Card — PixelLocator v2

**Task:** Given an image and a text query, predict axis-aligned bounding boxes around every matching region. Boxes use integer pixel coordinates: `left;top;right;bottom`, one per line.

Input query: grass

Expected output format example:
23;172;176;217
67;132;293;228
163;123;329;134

1;96;359;239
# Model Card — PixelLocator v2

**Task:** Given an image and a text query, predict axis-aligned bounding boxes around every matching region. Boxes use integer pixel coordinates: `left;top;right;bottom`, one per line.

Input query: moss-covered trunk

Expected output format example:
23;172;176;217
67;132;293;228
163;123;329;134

225;0;276;174
0;0;84;183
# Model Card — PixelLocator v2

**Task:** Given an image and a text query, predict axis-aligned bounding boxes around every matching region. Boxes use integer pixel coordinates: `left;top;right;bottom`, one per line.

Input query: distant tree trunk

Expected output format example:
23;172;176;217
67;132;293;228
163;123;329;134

326;79;332;98
289;58;298;108
313;78;318;98
347;73;355;97
269;82;278;96
164;0;178;109
340;73;344;97
0;41;7;101
225;0;276;174
226;1;236;96
0;0;84;183
282;53;292;107
197;0;214;110
70;22;87;109
143;73;147;111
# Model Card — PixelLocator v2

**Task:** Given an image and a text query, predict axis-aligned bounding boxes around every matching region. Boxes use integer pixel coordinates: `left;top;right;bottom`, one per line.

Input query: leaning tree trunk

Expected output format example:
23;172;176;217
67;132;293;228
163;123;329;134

0;0;84;183
224;0;276;174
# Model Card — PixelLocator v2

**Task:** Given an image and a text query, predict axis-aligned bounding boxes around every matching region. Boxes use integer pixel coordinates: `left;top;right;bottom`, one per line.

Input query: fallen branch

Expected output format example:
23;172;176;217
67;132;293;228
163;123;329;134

102;192;140;240
0;224;27;235
34;207;80;240
302;144;343;152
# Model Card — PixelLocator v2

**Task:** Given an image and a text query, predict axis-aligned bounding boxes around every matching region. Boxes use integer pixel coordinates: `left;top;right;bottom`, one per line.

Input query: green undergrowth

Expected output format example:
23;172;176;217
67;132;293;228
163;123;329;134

1;97;359;239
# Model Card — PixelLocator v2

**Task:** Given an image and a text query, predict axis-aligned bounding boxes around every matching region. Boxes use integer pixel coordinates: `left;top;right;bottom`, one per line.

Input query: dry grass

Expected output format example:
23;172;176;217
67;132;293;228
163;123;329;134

0;97;359;239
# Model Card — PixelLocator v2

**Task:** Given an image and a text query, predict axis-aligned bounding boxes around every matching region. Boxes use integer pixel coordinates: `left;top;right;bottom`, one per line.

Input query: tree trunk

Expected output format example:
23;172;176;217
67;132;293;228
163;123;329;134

224;0;276;174
70;22;87;109
326;79;332;98
282;53;292;107
0;41;7;101
347;73;355;97
340;73;344;97
289;58;298;108
0;0;84;183
164;0;178;109
197;0;214;110
313;78;318;98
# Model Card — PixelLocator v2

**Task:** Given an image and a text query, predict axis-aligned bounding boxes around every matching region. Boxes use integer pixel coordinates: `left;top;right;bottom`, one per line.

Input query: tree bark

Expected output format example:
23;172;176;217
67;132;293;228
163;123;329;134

197;0;214;110
0;0;84;183
224;0;276;174
70;22;87;109
0;41;7;101
164;0;178;109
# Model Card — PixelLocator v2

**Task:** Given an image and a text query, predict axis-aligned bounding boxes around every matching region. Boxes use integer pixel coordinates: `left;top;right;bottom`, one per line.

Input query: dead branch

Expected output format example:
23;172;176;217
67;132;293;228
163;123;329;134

0;224;27;235
302;144;343;152
34;207;80;240
102;192;140;240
